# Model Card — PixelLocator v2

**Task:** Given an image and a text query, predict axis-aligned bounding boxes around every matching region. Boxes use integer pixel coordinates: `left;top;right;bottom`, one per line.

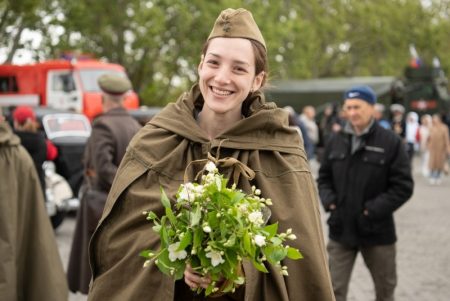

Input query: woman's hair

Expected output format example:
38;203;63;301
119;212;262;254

201;39;268;87
15;119;39;132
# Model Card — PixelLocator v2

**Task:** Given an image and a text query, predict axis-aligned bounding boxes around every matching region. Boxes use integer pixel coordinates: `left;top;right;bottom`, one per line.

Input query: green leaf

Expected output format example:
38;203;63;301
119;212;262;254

160;217;169;247
165;206;176;225
178;230;192;251
252;259;268;273
243;232;252;256
155;249;172;276
146;211;157;220
269;247;288;263
190;205;202;226
139;249;155;258
152;224;162;232
193;227;204;250
160;187;171;208
230;191;245;204
287;247;303;260
263;223;278;238
270;237;282;246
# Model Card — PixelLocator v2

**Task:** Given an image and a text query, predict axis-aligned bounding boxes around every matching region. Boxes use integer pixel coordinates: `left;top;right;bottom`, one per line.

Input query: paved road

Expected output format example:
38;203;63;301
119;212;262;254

56;157;450;300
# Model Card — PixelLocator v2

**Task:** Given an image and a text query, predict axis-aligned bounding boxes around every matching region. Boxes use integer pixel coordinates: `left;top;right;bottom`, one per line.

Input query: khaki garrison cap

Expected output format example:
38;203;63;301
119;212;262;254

98;74;132;95
208;8;266;50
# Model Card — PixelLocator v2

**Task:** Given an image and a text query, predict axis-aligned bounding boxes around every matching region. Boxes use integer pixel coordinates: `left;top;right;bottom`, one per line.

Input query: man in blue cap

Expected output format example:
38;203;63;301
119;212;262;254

317;85;414;301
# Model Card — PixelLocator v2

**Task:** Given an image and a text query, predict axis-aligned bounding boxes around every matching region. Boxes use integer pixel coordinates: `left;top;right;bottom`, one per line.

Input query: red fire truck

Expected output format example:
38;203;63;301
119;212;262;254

0;59;139;120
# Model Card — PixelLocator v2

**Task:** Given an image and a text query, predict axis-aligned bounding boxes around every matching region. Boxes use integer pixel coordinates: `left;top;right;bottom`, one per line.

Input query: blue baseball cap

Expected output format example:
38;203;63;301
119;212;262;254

344;85;377;105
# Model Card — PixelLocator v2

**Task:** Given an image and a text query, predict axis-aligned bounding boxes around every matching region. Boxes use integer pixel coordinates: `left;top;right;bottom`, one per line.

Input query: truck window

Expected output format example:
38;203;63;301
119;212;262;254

0;76;18;93
79;69;125;92
51;73;76;92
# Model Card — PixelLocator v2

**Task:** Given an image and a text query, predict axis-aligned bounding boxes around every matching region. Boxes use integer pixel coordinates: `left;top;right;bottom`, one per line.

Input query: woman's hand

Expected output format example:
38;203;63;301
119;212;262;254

184;264;212;290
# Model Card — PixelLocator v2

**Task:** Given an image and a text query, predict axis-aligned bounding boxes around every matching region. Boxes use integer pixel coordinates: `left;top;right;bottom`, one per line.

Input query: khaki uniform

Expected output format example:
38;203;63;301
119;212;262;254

0;122;68;301
88;85;335;300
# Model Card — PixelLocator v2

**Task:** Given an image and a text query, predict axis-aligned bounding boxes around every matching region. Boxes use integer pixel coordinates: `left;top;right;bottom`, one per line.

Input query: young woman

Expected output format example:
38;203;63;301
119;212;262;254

87;8;334;301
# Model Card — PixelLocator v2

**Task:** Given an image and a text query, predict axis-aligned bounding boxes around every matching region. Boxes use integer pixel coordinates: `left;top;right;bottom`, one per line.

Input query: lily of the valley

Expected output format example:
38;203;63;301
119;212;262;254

168;242;187;262
205;249;225;267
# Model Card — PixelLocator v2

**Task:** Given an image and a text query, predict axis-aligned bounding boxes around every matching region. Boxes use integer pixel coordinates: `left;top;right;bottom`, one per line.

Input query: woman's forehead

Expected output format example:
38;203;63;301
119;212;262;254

205;37;255;64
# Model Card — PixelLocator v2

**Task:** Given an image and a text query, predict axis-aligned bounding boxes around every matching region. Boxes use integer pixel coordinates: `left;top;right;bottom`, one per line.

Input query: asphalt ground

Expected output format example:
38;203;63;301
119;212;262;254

56;156;450;301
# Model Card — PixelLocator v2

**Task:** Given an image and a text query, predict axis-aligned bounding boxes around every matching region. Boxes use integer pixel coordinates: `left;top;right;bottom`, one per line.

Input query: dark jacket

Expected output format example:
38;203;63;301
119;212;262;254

87;85;335;301
14;130;47;196
67;106;140;294
88;106;142;192
318;121;414;247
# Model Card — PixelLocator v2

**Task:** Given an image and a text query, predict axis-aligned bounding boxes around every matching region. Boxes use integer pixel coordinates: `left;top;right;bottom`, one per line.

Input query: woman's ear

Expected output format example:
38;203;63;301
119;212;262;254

252;71;265;91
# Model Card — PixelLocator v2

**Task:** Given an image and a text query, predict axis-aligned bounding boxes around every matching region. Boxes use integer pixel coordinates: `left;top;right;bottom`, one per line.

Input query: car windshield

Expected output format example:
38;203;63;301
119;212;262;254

42;114;91;140
78;69;127;92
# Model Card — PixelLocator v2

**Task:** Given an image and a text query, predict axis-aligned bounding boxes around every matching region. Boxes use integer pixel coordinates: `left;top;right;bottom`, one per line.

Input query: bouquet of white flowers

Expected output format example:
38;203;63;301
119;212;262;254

141;160;302;296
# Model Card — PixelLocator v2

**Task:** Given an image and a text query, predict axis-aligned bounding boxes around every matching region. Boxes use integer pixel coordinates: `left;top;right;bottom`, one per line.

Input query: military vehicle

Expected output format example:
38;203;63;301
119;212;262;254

391;65;450;115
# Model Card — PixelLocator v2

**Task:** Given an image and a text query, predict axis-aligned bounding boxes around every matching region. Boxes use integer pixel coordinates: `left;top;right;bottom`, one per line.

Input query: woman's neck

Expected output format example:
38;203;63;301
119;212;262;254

197;107;243;140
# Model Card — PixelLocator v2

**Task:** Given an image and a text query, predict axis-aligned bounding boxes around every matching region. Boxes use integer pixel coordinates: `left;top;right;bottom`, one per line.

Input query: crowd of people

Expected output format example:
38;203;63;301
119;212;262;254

286;96;450;185
1;6;450;301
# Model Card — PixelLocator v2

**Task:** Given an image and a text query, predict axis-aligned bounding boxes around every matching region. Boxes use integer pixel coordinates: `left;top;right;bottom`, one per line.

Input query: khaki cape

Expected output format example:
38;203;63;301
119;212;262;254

88;85;335;300
0;122;68;301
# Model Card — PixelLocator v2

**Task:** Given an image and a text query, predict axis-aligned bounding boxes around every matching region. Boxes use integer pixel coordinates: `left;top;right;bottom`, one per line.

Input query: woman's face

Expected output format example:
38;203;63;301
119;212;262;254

198;37;264;117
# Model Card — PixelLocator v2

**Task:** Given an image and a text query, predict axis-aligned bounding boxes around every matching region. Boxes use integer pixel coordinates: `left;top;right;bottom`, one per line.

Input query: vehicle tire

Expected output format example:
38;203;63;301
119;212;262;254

51;209;66;229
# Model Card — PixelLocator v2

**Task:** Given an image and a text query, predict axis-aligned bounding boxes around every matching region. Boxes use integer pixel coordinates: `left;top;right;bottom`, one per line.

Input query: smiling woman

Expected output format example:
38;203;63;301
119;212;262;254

87;8;335;301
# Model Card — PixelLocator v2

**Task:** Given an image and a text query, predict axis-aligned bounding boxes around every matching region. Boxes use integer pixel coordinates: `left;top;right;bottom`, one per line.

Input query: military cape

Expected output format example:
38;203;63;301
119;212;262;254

0;122;68;301
88;85;335;300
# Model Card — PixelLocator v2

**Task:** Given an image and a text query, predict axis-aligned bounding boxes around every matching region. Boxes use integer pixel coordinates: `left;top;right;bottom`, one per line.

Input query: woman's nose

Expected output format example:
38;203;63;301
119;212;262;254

214;67;231;84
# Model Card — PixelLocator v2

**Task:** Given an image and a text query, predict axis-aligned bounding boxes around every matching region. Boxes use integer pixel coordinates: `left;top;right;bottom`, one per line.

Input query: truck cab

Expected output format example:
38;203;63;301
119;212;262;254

0;59;139;120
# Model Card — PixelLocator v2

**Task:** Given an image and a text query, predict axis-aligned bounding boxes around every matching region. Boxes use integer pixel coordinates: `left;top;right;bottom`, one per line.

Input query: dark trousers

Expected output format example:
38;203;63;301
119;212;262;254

327;240;397;301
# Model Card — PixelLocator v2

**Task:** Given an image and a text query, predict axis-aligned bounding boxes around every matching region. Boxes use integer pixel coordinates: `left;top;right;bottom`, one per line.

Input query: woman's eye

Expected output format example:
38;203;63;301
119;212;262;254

234;66;247;73
206;60;219;66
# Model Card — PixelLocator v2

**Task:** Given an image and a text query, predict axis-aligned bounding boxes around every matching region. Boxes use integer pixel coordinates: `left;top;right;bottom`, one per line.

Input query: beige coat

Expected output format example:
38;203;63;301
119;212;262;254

0;122;68;301
88;85;335;301
428;124;450;171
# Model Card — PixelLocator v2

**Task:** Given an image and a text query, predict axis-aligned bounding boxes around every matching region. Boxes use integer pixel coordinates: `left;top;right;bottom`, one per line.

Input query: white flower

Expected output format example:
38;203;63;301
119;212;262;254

178;183;203;203
205;161;217;173
254;234;266;247
248;211;263;226
238;203;248;213
287;234;297;240
203;225;212;233
206;249;225;267
204;173;215;185
168;242;187;262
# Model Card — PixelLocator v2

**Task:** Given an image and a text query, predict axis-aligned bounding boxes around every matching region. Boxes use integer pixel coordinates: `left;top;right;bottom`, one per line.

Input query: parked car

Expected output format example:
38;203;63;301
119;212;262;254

39;108;91;227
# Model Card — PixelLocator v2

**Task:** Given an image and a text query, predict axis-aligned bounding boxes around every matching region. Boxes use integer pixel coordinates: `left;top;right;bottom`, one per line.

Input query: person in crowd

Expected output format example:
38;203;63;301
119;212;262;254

427;114;450;185
0;107;68;301
320;102;342;145
87;8;334;301
284;105;314;159
390;103;406;138
418;114;432;177
405;111;420;162
300;105;319;159
12;105;58;196
67;74;141;294
318;85;414;301
373;103;391;130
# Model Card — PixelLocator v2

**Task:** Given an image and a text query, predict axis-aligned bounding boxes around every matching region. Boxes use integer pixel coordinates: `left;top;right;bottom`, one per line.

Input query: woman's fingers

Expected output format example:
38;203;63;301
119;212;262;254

184;264;212;289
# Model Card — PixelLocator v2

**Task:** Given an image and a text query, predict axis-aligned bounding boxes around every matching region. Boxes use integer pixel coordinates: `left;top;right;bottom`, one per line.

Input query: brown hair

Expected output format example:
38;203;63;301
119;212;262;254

201;39;268;87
